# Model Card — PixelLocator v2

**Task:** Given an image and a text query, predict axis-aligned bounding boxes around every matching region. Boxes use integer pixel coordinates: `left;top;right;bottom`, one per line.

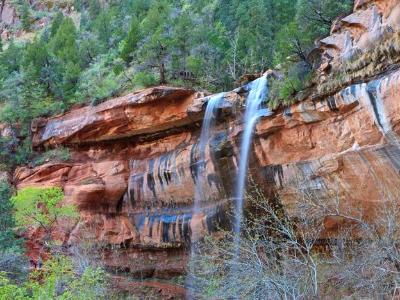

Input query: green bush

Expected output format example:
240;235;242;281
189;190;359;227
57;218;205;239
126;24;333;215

268;75;303;109
0;272;29;299
133;71;157;88
0;136;38;171
0;180;28;285
0;181;18;251
33;147;70;167
75;54;122;106
268;59;313;109
279;76;303;100
11;187;77;234
0;256;108;300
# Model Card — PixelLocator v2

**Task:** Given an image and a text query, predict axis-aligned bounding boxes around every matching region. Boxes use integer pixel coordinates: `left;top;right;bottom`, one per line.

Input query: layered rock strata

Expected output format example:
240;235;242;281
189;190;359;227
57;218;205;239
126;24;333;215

14;0;400;283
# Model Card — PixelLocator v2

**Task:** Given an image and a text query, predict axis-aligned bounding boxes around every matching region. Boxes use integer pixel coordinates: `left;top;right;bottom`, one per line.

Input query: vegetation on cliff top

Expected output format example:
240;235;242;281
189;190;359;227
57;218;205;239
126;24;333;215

0;0;352;169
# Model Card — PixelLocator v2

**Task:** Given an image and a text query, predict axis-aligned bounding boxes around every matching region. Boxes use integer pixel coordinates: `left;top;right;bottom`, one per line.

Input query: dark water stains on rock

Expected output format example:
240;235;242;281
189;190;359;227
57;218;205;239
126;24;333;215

130;173;144;205
327;96;339;112
147;159;157;199
189;142;200;183
262;165;284;188
377;145;400;172
366;80;384;130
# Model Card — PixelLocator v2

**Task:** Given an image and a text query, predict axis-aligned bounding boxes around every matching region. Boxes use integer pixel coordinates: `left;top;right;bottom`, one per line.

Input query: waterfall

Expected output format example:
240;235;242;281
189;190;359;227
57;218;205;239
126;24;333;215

233;75;272;260
192;93;225;225
187;76;271;295
187;92;224;298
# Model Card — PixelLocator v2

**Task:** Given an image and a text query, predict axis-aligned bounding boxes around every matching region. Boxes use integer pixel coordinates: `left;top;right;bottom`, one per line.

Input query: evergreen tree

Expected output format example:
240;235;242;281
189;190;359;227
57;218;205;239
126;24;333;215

274;0;352;65
130;0;151;18
0;180;27;285
120;17;141;63
274;21;312;66
22;39;50;82
49;11;64;38
93;10;113;49
296;0;353;36
78;31;101;67
139;0;172;84
49;17;81;99
0;181;19;251
20;2;31;31
171;8;193;72
50;18;80;64
88;0;101;20
0;40;22;75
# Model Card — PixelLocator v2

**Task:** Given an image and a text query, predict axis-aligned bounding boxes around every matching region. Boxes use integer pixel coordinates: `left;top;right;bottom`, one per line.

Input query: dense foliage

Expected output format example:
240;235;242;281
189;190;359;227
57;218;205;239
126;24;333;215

0;0;352;169
0;181;18;250
0;256;108;299
11;186;77;235
0;180;28;285
0;0;352;123
0;185;107;298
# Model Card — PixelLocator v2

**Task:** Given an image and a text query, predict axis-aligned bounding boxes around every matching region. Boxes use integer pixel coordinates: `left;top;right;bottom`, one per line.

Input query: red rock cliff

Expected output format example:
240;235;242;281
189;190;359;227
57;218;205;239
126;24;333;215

14;0;400;285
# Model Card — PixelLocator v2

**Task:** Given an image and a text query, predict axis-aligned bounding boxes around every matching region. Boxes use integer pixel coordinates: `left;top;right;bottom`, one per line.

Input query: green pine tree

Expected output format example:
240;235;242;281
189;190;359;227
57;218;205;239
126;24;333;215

88;0;101;20
20;2;31;31
0;181;20;251
50;11;64;38
120;17;141;63
49;17;81;99
138;0;172;84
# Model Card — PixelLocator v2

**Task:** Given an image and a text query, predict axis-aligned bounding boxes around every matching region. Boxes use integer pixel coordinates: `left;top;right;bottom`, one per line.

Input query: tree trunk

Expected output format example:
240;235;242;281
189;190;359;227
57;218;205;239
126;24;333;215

159;61;166;85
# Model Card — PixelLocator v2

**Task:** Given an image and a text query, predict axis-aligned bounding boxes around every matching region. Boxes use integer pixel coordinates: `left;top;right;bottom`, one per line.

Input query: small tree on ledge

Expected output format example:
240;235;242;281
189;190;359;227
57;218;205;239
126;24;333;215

11;187;78;244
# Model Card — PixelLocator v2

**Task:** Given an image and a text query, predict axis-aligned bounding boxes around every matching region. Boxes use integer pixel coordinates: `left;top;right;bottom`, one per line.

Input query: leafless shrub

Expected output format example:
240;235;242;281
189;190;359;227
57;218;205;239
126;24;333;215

188;178;400;299
0;251;29;283
65;220;109;276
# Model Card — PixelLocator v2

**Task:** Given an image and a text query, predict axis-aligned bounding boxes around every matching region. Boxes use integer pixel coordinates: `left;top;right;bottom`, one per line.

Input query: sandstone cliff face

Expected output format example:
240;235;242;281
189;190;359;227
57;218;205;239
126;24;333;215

15;0;400;282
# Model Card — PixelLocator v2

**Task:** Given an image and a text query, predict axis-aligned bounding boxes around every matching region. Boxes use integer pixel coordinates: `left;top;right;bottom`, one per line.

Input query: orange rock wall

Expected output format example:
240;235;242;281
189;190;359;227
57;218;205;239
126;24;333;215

14;0;400;278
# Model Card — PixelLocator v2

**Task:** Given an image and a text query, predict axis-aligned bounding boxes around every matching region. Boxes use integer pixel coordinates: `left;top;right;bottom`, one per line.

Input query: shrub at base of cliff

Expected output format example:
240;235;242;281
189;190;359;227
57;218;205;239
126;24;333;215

11;187;78;254
0;186;111;299
189;184;400;299
0;180;28;284
0;256;108;300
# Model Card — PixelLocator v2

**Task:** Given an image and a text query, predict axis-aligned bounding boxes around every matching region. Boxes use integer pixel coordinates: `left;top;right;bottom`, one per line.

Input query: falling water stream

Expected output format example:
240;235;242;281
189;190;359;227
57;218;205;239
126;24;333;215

187;92;225;298
233;75;272;259
192;93;225;222
187;76;271;296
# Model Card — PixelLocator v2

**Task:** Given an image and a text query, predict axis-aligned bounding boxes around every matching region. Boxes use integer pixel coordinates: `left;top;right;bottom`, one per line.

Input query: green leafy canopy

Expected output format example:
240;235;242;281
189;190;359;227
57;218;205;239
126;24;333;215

11;187;78;231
